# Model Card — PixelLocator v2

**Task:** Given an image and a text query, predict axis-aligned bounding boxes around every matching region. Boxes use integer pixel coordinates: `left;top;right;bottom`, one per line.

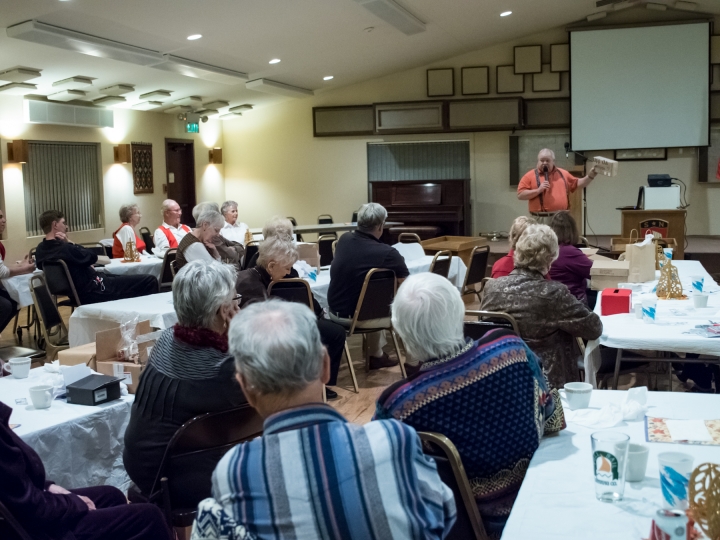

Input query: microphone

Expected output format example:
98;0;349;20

542;165;549;188
564;142;570;158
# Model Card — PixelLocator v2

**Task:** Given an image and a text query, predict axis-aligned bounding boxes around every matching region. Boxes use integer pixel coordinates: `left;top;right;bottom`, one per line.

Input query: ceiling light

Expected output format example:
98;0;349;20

139;89;172;100
229;104;253;112
0;67;42;82
48;89;87;101
269;58;281;64
174;96;203;107
220;112;242;119
187;34;202;40
93;95;126;107
323;76;334;81
0;82;37;95
163;105;192;114
152;55;248;84
353;0;425;36
99;84;134;96
132;101;163;110
500;11;512;16
246;78;313;97
674;1;697;10
203;100;229;109
193;108;218;116
52;76;94;89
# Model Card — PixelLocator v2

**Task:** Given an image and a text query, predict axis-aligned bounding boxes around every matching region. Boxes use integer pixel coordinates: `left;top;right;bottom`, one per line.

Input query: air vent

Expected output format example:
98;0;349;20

353;0;425;35
245;79;313;97
26;100;113;128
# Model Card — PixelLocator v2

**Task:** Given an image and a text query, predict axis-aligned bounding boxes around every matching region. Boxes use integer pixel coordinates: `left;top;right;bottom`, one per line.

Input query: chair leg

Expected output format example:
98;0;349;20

322;385;328;403
344;341;359;393
362;334;369;372
390;330;407;379
612;348;623;390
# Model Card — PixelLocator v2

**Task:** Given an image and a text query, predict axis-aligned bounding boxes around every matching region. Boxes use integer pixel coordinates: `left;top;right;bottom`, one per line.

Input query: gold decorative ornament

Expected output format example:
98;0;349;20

656;258;684;299
244;229;253;245
688;462;720;540
655;241;668;270
122;240;141;263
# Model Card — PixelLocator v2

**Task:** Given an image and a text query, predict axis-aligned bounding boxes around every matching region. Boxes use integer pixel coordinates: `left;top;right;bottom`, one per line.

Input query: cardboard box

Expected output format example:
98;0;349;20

66;374;122;406
296;242;320;272
58;342;97;370
601;288;632;316
94;320;152;394
590;259;629;291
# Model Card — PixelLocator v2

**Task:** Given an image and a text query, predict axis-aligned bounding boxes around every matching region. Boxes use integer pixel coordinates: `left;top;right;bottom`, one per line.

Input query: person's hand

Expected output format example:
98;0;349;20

77;495;96;511
47;484;71;495
18;254;35;274
589;165;598;180
54;231;68;242
204;241;220;257
538;180;550;193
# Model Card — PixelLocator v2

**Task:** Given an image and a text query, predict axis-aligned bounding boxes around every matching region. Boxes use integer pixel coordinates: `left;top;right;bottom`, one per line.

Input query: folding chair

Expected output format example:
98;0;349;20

243;241;259;271
29;274;69;360
169;259;179;277
429;250;453;279
159;249;177;292
398;232;422;244
140;226;155;254
419;432;489;540
318;234;335;266
286;217;303;242
463;310;519;340
268;279;314;308
351;210;359;223
332;239;338;256
461;246;491;302
79;242;106;257
42;260;82;309
0;500;34;540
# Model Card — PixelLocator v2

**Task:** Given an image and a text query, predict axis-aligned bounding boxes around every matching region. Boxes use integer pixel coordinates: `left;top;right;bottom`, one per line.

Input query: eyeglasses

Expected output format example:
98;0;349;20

232;294;242;303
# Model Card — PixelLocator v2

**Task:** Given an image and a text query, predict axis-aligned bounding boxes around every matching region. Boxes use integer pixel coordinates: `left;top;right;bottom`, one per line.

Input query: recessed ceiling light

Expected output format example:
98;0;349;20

323;76;334;81
500;11;512;16
269;58;281;64
187;34;202;40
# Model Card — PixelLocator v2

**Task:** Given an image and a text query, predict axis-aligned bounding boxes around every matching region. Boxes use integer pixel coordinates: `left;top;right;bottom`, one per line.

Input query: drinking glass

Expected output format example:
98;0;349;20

591;431;630;502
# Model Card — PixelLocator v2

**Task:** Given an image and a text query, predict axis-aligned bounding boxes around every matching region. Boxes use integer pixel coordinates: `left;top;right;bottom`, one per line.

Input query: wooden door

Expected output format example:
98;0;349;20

165;139;197;227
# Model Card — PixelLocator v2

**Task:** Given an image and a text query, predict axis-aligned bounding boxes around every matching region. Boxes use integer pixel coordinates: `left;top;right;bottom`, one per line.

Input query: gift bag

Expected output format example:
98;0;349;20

626;234;656;283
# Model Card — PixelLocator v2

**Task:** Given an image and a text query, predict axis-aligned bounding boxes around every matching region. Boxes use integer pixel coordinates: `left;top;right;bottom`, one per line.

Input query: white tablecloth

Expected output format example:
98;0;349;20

1;367;134;490
502;389;720;540
69;292;177;346
1;271;40;308
100;255;163;281
584;261;720;387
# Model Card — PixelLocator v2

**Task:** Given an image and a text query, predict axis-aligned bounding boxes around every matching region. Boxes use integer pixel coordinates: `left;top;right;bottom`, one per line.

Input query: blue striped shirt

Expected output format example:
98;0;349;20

210;404;456;540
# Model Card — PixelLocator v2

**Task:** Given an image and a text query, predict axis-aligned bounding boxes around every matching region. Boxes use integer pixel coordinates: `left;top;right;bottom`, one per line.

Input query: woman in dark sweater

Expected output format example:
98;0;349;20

548;211;593;304
123;259;245;508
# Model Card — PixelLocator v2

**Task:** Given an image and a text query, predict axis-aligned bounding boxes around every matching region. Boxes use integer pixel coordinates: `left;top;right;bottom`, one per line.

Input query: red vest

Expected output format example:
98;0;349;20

158;224;190;249
112;225;146;258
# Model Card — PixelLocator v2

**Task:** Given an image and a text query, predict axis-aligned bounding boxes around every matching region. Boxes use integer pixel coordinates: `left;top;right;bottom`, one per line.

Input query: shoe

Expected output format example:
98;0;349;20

325;388;339;400
368;353;398;370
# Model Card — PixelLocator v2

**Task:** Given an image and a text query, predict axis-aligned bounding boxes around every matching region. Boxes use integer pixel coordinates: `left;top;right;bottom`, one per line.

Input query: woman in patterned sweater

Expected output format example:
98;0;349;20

374;273;564;539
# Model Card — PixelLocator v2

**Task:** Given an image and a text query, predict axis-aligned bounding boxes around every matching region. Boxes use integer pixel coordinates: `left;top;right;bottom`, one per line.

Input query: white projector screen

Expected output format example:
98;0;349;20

570;22;709;151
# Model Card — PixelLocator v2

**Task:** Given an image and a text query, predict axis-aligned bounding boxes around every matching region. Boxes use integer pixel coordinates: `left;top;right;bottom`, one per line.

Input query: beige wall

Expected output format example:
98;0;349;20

0;95;224;262
223;23;720;238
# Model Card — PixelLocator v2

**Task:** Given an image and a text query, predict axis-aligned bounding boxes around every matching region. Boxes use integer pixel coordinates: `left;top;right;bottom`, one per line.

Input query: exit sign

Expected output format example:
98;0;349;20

186;122;199;133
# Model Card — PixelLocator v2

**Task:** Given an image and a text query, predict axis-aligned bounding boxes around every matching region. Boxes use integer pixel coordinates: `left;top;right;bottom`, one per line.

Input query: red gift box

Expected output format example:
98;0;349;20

601;288;632;316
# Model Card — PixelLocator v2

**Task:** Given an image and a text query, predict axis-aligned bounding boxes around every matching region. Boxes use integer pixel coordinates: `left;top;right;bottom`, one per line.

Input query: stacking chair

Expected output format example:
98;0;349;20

343;268;405;388
419;433;488;540
79;242;106;257
332;239;338;256
139;226;155;254
463;310;519;340
29;274;69;360
243;241;259;271
169;259;179;277
318;234;335;266
286;216;303;242
0;344;45;366
429;250;453;279
42;260;82;309
159;249;177;292
460;246;491;302
318;214;334;226
150;405;264;529
0;500;33;540
268;278;314;308
398;232;422;244
351;210;359;223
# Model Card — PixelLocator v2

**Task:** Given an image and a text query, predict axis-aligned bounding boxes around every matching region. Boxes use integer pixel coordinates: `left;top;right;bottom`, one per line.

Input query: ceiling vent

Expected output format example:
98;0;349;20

99;84;134;96
152;55;248;84
246;79;314;97
48;89;88;102
26;100;113;128
352;0;426;35
0;67;42;82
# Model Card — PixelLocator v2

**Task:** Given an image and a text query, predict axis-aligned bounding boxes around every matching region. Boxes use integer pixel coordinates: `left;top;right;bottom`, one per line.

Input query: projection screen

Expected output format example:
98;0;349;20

570;22;709;151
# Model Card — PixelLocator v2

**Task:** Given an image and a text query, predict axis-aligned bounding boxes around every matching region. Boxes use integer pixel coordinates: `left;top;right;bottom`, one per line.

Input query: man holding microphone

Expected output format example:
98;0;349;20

517;148;598;224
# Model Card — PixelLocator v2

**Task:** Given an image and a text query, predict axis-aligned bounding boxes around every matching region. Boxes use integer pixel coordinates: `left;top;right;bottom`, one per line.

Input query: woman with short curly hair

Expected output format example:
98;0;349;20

112;203;146;258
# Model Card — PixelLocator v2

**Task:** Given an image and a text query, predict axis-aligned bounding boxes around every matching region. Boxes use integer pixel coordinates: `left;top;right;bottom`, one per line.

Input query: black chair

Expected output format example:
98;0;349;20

351;210;359;223
268;279;314;308
429;250;452;279
29;275;69;360
0;345;45;366
0;500;33;540
140;226;155;254
243;241;259;271
318;214;334;225
79;242;106;257
286;217;303;242
419;432;488;540
318;234;335;267
461;246;491;302
159;249;177;292
42;260;82;309
318;214;338;249
150;405;264;529
463;310;519;341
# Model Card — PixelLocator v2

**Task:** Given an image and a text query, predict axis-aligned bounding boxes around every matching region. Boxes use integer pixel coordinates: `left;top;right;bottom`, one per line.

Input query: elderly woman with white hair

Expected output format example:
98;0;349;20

219;200;251;246
112;203;146;258
194;299;456;540
244;216;295;269
481;224;602;388
375;272;564;538
175;209;225;271
193;202;245;268
124;259;245;510
491;215;536;278
235;236;346;401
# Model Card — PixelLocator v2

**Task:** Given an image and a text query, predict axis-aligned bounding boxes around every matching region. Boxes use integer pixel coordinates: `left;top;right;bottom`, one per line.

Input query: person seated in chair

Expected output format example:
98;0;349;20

491;216;536;279
0;401;172;540
0;209;35;337
152;199;191;259
548;211;592;304
193;299;456;540
219;200;251;246
235;236;345;401
193;202;245;269
245;216;294;269
123;260;246;508
34;210;158;305
112;203;147;258
374;272;565;538
327;203;409;370
175;210;225;272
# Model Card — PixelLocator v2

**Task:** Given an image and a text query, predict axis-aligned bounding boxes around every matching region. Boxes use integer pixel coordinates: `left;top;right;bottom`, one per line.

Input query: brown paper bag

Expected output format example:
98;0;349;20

626;237;656;283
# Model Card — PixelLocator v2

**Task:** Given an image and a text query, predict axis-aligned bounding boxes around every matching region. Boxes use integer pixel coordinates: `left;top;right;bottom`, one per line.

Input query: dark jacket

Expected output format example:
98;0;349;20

34;239;100;295
549;244;593;303
0;401;88;540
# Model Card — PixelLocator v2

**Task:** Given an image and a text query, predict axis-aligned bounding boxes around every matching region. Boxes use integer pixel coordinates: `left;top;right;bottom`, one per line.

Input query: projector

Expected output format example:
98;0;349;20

648;174;672;187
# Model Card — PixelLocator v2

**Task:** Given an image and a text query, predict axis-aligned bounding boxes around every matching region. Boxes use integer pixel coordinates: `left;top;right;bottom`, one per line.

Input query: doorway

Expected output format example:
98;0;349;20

165;139;197;227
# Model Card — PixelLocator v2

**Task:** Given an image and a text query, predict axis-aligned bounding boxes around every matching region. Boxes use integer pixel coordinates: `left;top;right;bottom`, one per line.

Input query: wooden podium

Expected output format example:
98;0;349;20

620;209;686;259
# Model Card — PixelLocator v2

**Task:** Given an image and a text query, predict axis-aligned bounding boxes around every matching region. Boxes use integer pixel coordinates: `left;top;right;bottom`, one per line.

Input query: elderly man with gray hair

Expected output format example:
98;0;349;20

199;299;456;539
193;202;245;268
375;272;564;537
153;199;191;258
327;202;409;370
175;210;225;271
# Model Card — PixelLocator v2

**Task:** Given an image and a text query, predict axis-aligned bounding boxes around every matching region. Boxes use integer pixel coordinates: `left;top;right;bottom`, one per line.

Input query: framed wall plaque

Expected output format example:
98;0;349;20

532;64;561;92
131;142;153;194
550;43;570;72
427;68;455;97
514;45;542;74
461;66;489;95
712;35;720;65
614;148;667;161
497;65;524;94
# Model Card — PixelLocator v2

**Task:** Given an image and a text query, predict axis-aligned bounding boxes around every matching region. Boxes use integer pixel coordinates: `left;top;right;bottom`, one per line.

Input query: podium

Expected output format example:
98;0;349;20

619;209;686;259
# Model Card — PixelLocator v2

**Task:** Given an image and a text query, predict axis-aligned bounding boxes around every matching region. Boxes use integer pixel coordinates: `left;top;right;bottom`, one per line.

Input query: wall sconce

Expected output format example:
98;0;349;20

208;147;223;164
7;140;29;163
114;143;131;164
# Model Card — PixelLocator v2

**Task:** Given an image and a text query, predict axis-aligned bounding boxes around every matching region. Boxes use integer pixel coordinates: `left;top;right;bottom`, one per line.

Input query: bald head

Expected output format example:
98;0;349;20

161;199;182;227
537;148;555;173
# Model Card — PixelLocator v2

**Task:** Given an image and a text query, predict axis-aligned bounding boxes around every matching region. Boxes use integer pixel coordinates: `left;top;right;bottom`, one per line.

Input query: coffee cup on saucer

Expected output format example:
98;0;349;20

563;382;593;410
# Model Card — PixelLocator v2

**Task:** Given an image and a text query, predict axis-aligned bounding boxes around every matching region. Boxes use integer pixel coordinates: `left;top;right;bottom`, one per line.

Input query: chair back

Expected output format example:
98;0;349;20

463;310;519;340
140;226;155;254
159;249;177;290
429;250;452;278
419;432;488;540
42;260;82;307
243;241;259;270
317;214;334;225
78;242;106;257
351;210;359;223
170;259;179;277
398;232;422;244
30;275;68;341
268;279;313;309
318;234;335;266
463;246;490;289
0;500;34;540
287;217;303;242
332;239;338;256
350;269;396;329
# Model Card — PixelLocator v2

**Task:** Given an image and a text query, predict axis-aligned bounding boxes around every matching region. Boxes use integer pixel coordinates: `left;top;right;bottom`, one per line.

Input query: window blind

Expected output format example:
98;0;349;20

22;141;103;237
367;141;470;181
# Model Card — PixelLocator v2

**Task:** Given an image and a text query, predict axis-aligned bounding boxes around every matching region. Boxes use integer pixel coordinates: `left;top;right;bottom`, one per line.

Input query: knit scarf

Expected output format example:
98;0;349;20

173;325;228;353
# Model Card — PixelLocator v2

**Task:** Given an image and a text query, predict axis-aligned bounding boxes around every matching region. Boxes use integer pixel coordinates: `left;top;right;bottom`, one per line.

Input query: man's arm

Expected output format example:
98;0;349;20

576;165;598;189
517;172;549;201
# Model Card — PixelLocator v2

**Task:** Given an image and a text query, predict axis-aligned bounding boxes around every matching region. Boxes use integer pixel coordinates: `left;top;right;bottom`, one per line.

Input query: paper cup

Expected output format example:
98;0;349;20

690;275;704;294
663;248;673;260
642;298;657;324
658;452;694;509
693;293;709;308
563;382;592;410
626;443;649;482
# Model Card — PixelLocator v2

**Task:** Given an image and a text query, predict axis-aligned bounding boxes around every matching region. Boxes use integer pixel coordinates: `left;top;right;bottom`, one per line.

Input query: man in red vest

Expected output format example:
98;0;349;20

153;199;191;258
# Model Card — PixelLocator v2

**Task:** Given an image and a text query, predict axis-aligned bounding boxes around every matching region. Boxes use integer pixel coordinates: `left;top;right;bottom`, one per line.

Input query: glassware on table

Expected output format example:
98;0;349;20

658;452;694;510
591;431;630;502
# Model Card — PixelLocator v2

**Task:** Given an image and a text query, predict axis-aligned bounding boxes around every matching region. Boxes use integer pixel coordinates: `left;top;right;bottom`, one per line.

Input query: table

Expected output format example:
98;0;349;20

1;271;41;308
249;221;403;236
100;255;163;281
69;292;177;347
1;367;134;490
584;261;720;388
502;389;720;540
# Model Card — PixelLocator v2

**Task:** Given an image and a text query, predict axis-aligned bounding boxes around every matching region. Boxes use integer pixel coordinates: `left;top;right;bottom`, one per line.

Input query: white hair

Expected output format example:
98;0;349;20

257;236;298;269
357;203;387;233
229;299;324;394
161;199;178;217
538;148;555;160
193;202;220;221
196;210;224;229
173;260;237;328
119;203;139;223
513;224;559;275
262;216;293;240
509;216;537;249
392;273;466;365
221;200;237;217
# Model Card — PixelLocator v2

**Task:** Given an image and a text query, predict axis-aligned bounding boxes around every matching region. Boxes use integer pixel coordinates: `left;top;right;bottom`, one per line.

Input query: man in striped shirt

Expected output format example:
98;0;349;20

200;299;456;540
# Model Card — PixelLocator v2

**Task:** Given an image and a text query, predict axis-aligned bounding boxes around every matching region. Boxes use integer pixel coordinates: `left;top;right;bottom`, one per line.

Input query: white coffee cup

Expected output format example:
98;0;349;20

6;358;31;379
29;385;53;409
563;382;592;410
626;443;650;482
634;303;642;319
693;293;709;309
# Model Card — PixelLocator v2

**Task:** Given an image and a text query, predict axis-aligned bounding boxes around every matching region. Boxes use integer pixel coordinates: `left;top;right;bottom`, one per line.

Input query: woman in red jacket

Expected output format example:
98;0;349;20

491;216;536;278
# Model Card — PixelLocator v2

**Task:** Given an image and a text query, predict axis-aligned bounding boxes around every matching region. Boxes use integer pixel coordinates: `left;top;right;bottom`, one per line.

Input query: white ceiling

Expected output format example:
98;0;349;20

0;0;718;113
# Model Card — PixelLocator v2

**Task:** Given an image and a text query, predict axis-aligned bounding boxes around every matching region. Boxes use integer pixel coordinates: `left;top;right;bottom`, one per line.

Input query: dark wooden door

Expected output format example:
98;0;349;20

165;139;197;227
